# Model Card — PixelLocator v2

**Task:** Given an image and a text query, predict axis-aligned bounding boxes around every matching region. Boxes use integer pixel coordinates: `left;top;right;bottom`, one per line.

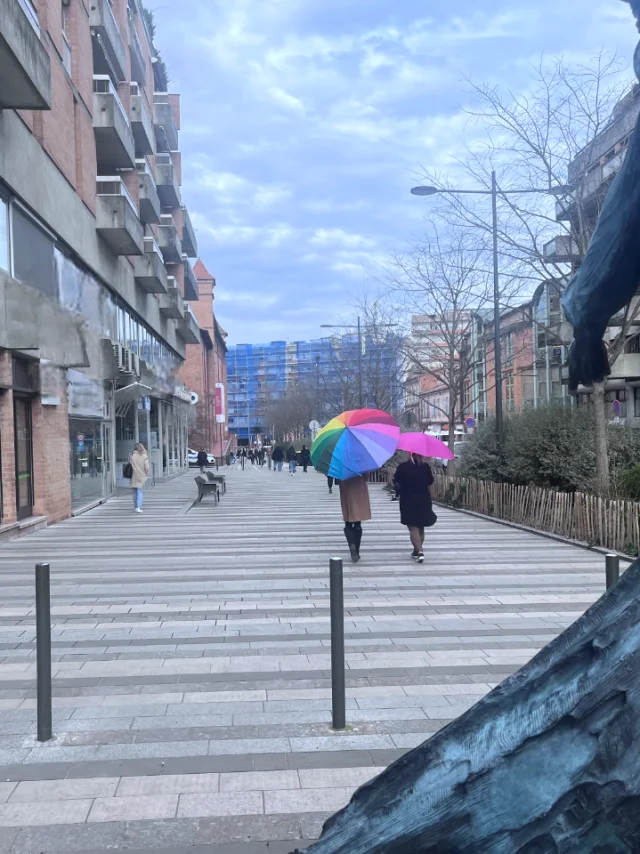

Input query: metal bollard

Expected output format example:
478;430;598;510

606;553;620;590
330;557;346;730
35;563;53;742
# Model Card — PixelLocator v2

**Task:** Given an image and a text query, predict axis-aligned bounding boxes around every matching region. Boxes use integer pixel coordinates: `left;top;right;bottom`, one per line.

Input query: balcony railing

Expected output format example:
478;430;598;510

135;158;157;187
96;176;138;217
93;75;129;126
144;235;163;261
17;0;39;35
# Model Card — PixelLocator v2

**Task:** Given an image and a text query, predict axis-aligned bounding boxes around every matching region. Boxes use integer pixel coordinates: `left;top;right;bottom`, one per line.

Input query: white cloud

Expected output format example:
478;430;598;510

310;228;376;249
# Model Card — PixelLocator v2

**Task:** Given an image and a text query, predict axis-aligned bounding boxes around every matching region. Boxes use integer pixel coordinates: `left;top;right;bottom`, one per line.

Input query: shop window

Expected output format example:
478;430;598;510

12;205;56;299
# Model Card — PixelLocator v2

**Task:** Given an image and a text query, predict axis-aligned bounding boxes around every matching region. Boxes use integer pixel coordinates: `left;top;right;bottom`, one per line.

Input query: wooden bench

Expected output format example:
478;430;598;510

194;476;219;505
205;472;227;494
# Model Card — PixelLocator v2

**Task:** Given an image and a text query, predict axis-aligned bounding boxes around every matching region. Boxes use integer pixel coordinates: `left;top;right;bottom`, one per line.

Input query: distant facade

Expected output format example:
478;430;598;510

181;260;230;459
227;334;404;443
0;0;201;528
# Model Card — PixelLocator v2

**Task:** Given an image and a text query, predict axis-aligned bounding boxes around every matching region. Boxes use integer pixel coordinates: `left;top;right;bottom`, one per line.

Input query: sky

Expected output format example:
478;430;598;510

148;0;637;346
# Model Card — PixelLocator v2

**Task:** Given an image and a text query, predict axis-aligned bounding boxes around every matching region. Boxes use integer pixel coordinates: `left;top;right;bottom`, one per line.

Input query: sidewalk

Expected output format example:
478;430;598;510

0;465;607;852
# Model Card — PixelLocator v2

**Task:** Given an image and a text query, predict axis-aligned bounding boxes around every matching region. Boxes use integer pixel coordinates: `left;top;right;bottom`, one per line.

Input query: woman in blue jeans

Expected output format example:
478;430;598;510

286;446;297;475
129;443;149;513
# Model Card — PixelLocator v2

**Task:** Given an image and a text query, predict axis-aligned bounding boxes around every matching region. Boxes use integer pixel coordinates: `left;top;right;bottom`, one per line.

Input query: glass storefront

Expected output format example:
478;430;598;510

69;419;105;510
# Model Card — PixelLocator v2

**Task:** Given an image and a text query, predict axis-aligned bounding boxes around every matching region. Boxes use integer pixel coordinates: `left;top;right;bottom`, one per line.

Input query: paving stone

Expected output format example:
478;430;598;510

178;791;264;818
0;468;607;849
0;798;92;826
8;821;124;852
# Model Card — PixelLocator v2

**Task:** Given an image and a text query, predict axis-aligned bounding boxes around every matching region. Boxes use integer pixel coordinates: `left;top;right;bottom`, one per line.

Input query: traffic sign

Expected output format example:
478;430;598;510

465;417;476;429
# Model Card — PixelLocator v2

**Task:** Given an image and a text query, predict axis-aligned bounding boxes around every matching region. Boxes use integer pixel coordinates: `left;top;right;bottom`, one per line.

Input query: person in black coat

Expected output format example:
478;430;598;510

393;454;437;563
196;449;209;473
300;445;311;473
272;445;284;472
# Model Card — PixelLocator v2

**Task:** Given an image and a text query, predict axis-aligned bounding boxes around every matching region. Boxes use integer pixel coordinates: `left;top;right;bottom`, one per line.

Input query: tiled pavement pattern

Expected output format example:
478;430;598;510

0;465;608;853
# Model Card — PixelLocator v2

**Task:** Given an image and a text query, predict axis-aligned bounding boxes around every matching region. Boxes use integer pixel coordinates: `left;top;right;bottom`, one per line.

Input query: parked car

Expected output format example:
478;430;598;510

188;448;215;466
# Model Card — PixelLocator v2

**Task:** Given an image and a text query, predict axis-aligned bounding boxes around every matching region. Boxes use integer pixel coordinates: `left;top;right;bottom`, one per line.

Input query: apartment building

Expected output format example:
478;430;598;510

227;334;404;443
181;260;230;459
546;85;640;422
0;0;201;529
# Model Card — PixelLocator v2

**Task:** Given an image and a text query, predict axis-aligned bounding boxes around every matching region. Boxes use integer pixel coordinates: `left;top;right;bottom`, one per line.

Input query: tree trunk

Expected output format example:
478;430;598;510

593;380;610;494
448;396;457;478
296;557;640;854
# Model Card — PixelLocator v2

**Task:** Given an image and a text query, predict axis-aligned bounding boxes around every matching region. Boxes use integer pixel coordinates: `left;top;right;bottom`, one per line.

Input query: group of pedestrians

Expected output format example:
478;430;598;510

335;452;436;564
270;445;311;475
128;443;436;565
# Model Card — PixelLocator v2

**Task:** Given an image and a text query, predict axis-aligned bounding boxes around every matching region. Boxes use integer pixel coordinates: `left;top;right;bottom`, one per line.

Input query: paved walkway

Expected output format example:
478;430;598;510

0;465;607;853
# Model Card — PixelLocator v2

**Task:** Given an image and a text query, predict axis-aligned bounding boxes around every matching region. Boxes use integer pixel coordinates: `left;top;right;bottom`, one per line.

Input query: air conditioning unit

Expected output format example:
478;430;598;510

131;354;141;376
113;343;125;371
122;348;133;374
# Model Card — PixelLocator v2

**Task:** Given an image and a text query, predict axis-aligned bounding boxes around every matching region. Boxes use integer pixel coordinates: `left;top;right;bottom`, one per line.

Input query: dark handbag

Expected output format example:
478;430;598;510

123;462;133;479
425;509;438;528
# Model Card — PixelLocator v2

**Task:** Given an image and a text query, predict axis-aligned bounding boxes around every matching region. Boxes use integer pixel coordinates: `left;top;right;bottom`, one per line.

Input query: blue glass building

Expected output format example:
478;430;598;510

228;335;404;443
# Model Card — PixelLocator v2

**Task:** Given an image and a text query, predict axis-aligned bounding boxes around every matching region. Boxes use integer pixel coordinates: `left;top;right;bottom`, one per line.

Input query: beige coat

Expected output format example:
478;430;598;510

129;450;149;488
339;476;371;523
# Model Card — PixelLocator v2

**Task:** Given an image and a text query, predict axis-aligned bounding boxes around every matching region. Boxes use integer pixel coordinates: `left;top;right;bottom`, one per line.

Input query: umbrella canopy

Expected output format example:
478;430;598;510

397;432;455;460
311;409;400;479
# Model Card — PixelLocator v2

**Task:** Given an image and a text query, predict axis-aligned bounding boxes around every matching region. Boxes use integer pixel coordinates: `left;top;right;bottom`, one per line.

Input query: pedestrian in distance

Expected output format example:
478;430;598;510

339;474;371;563
272;445;284;472
327;476;341;494
393;453;437;563
128;443;149;514
197;449;208;474
287;445;297;475
301;445;311;473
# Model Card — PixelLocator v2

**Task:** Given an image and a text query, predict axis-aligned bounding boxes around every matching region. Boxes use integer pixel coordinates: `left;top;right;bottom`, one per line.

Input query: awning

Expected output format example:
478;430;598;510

114;382;153;416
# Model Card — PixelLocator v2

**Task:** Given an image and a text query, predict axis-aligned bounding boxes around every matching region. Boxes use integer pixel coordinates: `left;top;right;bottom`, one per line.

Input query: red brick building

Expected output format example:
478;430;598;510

181;260;231;459
0;0;200;534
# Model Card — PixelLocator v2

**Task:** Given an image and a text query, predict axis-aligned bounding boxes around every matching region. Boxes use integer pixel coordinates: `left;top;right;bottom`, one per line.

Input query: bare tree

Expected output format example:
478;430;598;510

387;228;492;469
419;54;637;491
264;383;315;445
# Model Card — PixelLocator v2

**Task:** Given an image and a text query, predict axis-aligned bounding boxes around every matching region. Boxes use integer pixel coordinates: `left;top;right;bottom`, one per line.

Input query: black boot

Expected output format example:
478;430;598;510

353;525;362;559
344;525;360;563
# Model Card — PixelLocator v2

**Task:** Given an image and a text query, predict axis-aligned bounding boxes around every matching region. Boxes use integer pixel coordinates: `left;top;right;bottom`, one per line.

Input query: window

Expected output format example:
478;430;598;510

504;332;514;366
0;195;8;272
12;205;56;298
61;3;72;75
505;374;515;410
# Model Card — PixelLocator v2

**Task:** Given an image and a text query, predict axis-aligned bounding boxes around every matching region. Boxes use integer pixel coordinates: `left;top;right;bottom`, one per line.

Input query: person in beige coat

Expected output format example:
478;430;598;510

129;443;149;513
339;474;371;563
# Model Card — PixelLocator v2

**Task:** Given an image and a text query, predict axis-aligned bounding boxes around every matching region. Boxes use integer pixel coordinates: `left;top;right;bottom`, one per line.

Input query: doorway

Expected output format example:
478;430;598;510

14;396;34;520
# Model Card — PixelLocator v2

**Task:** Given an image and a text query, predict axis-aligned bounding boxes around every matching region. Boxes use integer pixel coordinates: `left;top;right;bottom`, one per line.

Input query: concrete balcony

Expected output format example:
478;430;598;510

96;177;144;256
183;256;199;301
153;92;179;152
610;352;640;380
155;154;180;209
136;160;160;224
0;0;51;109
543;235;580;264
177;302;201;344
554;193;575;222
158;214;182;263
159;282;184;319
181;205;198;257
93;76;135;170
129;83;154;155
128;19;146;86
133;237;168;294
90;0;126;82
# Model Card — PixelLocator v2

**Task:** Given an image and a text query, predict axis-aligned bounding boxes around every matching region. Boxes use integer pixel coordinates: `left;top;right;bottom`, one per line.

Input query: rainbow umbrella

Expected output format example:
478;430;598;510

311;409;400;479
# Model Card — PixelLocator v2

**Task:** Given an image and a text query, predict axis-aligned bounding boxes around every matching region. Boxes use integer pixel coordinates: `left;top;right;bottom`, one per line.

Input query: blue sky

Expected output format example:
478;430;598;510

149;0;637;345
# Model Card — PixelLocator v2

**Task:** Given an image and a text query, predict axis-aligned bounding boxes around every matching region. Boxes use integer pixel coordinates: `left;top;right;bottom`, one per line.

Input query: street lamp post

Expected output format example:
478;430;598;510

410;175;573;454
